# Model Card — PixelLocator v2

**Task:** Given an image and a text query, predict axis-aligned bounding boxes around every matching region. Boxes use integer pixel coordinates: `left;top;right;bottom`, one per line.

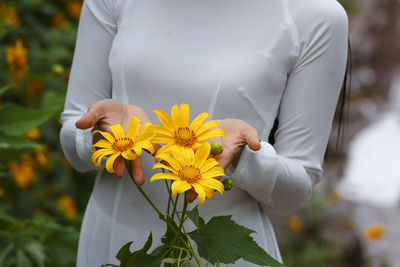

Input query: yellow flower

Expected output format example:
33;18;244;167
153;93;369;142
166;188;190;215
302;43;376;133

0;187;5;197
51;11;69;30
364;223;385;242
23;127;41;140
287;215;303;234
58;195;77;221
26;80;43;104
6;39;29;85
152;103;225;155
328;190;341;204
66;1;82;21
35;147;52;169
151;142;225;205
0;3;20;27
91;116;155;173
8;156;36;189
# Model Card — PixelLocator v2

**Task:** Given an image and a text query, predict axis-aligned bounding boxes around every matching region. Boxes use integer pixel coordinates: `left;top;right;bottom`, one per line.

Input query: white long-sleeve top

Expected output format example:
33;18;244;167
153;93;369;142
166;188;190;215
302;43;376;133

60;0;348;266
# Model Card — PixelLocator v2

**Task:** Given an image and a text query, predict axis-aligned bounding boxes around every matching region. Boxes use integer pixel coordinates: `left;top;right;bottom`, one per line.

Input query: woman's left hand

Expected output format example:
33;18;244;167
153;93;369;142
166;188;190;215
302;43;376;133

186;118;261;202
212;118;261;169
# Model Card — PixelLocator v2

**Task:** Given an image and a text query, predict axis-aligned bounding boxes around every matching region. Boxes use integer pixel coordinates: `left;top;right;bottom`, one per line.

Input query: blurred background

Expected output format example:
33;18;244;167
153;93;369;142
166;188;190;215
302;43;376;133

0;0;399;266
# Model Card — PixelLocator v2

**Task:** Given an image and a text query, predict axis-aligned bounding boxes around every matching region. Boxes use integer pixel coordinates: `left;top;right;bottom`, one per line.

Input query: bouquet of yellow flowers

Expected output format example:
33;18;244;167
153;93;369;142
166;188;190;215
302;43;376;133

92;103;284;267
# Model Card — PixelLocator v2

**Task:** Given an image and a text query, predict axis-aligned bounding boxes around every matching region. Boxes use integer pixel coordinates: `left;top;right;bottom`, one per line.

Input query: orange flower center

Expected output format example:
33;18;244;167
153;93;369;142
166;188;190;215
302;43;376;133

179;165;201;183
174;127;196;147
112;137;134;152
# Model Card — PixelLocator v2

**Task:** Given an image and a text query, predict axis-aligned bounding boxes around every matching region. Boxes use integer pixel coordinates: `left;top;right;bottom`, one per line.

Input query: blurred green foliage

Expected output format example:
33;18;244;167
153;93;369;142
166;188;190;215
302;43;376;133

0;0;95;266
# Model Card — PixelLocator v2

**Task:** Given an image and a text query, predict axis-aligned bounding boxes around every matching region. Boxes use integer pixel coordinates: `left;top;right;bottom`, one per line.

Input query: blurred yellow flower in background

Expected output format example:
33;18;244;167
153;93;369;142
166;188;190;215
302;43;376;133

23;127;41;140
66;1;82;21
364;223;385;242
0;3;20;27
51;11;69;30
6;39;29;85
26;80;44;104
35;147;52;170
287;215;303;234
0;188;5;197
8;156;36;189
58;195;77;221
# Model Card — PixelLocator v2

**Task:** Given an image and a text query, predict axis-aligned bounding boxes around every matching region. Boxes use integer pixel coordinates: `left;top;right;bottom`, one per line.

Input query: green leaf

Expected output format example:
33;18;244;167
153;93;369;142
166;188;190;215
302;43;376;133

0;243;14;266
189;216;285;267
0;84;14;97
0;103;57;136
24;242;46;267
161;216;187;246
0;133;41;149
161;258;177;264
181;257;197;267
116;241;134;267
41;91;65;113
186;206;205;229
126;253;162;267
140;232;153;253
17;250;32;267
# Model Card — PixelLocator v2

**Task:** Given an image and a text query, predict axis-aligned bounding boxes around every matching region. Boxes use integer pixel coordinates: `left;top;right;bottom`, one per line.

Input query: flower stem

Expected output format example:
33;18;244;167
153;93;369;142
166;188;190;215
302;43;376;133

124;159;201;266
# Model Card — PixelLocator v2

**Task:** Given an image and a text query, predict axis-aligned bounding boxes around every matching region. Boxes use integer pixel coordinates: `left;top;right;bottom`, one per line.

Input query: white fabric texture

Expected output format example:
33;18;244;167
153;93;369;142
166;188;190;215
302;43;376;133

59;0;348;266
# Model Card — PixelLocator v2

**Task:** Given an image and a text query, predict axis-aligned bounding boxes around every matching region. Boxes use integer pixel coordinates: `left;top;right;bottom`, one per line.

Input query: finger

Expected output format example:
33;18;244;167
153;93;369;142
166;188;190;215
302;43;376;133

218;154;234;170
131;157;144;186
75;110;101;129
114;157;125;179
186;190;197;202
244;127;261;151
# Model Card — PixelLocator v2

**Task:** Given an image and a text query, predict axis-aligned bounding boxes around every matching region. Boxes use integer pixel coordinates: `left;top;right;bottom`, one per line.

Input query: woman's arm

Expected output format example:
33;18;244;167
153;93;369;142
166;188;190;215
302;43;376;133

60;0;117;172
229;0;349;215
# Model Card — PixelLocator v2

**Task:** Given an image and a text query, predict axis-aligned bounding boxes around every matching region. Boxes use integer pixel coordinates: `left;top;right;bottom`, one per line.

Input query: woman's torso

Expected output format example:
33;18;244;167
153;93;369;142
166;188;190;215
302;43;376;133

78;0;298;266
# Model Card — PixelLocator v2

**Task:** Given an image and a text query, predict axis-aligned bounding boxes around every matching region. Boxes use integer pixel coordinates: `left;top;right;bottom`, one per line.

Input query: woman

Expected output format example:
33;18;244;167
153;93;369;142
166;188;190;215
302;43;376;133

60;0;349;265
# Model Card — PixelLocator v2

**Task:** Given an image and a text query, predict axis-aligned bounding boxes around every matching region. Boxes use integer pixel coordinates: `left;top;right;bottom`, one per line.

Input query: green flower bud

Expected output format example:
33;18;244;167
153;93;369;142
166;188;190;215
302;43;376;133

210;142;223;156
52;64;65;75
222;178;233;191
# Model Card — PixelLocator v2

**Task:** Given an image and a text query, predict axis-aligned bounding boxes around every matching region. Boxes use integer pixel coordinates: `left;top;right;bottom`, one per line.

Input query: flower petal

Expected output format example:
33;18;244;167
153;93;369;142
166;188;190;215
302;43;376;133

92;149;115;167
150;172;180;183
202;167;225;179
155;152;182;170
105;153;121;173
92;139;112;149
127;116;141;138
195;121;219;136
202;185;216;199
93;130;115;143
121;149;137;160
172;103;189;128
189;112;209;132
199;158;221;173
197;129;226;141
136;141;155;155
171;180;192;196
152;163;178;174
154;110;175;131
193;142;210;167
149;125;174;137
110;124;125;139
198;178;224;195
192;183;206;205
172;147;194;166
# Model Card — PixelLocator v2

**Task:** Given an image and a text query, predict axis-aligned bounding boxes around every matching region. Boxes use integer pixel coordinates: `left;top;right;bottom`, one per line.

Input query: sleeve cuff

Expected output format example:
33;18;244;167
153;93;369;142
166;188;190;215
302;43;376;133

230;141;279;205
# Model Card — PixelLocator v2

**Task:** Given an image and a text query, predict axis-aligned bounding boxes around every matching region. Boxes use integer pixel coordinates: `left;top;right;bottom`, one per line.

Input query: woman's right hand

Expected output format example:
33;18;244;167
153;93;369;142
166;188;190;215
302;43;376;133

75;99;154;185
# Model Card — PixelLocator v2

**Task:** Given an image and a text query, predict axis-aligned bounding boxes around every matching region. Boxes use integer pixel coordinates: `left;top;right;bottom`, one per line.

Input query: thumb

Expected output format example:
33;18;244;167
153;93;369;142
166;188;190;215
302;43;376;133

244;127;261;151
75;109;101;129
